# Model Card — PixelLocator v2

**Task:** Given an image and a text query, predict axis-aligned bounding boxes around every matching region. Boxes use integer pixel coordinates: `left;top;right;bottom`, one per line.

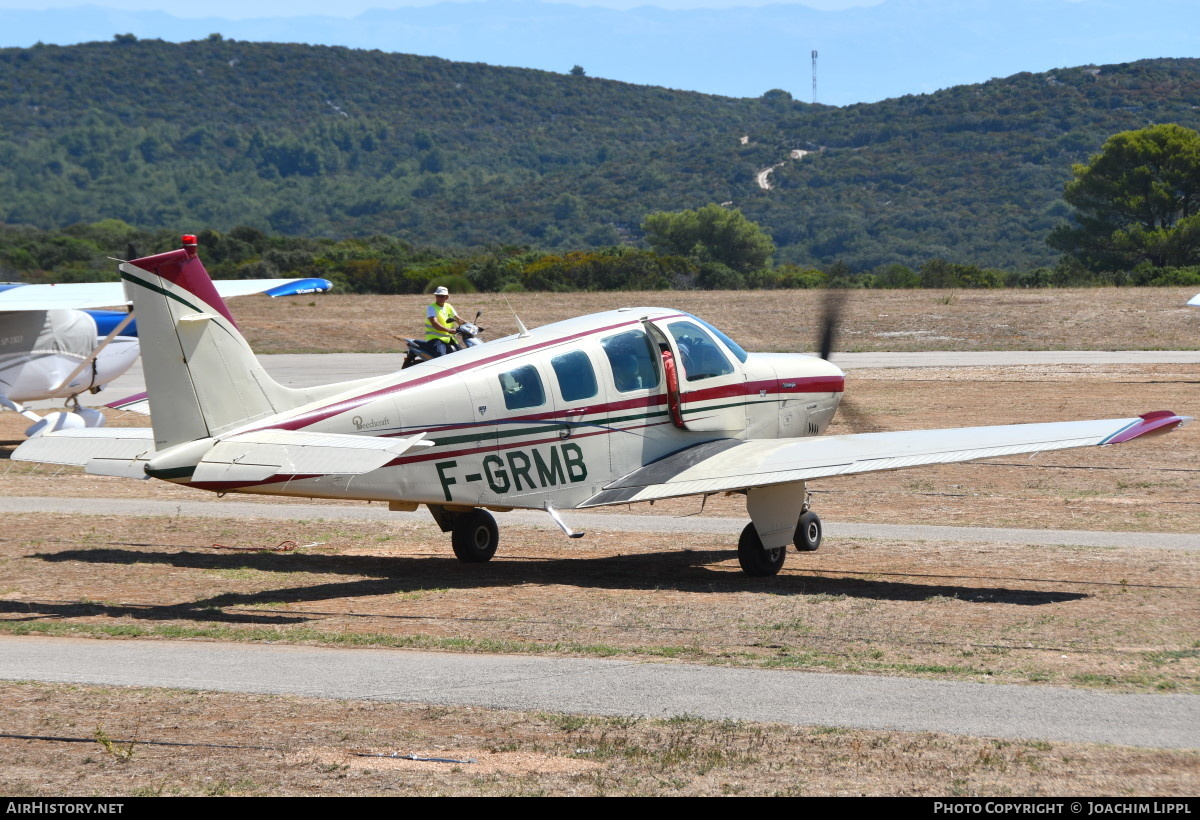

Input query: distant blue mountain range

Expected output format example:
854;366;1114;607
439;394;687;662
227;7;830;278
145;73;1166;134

2;0;1197;104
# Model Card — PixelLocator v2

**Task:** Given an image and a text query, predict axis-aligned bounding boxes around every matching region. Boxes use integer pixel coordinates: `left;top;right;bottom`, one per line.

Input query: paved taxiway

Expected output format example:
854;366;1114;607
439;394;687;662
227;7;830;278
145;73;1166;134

3;636;1197;749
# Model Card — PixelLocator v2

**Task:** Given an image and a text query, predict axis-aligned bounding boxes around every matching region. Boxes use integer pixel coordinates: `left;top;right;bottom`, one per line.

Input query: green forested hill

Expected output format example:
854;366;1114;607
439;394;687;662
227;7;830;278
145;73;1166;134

2;38;1199;271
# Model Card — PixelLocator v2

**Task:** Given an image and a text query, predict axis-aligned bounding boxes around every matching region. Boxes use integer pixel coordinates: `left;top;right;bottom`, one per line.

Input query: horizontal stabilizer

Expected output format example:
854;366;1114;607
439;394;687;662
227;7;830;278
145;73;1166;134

191;430;432;484
12;428;155;479
583;412;1191;507
105;392;150;415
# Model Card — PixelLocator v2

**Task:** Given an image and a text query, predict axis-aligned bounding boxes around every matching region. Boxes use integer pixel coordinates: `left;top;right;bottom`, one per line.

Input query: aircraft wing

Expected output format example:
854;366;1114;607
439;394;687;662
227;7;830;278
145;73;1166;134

0;278;332;311
581;412;1190;507
1189;292;1200;306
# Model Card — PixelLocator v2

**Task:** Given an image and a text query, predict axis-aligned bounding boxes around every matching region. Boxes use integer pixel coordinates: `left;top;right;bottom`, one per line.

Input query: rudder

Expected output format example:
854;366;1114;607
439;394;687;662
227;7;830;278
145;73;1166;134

120;235;293;449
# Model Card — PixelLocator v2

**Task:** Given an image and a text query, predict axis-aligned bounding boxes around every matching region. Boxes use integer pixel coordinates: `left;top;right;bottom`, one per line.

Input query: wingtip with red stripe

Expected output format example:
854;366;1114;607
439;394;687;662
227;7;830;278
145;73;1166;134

1103;411;1192;445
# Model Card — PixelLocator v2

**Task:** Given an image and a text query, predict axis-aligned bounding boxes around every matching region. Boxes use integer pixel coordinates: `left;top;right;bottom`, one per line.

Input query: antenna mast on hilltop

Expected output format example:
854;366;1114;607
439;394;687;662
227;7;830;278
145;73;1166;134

812;50;818;104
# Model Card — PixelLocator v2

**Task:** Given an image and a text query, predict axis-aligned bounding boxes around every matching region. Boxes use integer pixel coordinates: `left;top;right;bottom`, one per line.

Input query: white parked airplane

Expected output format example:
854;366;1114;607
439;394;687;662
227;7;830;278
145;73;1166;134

13;237;1191;575
0;258;331;437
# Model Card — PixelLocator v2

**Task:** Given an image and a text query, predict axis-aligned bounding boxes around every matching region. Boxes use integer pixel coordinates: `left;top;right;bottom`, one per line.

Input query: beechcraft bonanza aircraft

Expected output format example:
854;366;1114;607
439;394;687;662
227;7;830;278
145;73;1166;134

0;269;331;437
13;237;1192;575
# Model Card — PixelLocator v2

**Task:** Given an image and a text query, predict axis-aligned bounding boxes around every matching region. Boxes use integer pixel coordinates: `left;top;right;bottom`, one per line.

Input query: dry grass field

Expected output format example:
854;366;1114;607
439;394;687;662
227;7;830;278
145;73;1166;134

233;286;1200;354
3;681;1196;797
1;286;1197;796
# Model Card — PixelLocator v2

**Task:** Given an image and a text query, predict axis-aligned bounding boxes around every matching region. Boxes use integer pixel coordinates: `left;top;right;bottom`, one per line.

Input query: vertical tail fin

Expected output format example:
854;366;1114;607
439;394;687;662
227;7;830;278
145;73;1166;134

119;235;290;449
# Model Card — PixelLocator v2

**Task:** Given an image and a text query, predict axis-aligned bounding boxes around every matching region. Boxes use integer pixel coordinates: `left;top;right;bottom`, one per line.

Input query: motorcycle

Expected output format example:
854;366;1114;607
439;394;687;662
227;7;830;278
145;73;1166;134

400;311;485;369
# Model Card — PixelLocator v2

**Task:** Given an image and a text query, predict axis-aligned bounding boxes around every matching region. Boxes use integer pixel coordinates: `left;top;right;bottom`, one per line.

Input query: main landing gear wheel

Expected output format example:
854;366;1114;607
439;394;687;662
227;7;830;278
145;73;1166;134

737;522;786;577
794;511;822;552
451;509;499;563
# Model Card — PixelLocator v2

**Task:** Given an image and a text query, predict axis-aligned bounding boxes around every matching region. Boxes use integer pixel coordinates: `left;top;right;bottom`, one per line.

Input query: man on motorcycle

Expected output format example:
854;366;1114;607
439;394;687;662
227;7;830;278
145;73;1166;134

425;286;463;357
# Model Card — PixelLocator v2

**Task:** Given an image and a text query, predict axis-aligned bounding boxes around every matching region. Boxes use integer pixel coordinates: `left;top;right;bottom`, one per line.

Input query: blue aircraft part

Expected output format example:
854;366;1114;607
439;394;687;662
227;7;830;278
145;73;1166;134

2;286;139;337
264;278;333;297
87;309;138;337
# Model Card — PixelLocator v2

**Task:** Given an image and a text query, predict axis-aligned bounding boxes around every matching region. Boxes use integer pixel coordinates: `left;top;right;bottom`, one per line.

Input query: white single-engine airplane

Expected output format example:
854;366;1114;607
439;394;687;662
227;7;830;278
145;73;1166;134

13;237;1192;575
0;269;331;437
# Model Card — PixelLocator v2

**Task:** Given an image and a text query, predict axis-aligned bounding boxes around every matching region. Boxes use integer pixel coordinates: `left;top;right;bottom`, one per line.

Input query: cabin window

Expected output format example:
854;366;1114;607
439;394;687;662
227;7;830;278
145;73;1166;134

498;364;546;410
601;329;660;393
667;321;735;381
551;350;598;402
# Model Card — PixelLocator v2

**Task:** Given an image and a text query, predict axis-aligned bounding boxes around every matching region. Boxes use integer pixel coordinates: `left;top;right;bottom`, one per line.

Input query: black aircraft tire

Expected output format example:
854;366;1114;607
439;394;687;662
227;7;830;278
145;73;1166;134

795;511;822;552
451;510;499;563
737;522;786;577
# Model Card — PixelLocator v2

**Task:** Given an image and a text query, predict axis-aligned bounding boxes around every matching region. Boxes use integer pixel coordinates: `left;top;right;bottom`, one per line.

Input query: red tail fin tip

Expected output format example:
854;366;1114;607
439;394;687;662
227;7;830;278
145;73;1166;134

127;237;238;329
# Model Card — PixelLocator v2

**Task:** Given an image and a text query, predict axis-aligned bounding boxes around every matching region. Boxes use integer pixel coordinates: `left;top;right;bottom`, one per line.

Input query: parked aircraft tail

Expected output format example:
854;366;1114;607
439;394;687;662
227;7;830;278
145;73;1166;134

119;235;371;449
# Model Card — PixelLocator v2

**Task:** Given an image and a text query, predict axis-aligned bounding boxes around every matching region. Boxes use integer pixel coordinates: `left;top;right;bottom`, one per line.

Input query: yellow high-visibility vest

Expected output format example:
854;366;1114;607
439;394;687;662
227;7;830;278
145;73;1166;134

425;302;457;342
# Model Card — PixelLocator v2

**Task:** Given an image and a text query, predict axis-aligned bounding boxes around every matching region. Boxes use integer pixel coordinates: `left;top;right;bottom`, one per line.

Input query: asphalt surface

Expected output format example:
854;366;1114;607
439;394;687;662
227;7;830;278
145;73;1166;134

1;496;1196;551
3;636;1197;749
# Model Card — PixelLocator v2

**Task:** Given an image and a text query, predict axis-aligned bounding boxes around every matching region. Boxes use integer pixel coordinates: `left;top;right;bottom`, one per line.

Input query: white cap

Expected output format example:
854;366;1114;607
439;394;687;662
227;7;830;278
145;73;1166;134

434;286;449;296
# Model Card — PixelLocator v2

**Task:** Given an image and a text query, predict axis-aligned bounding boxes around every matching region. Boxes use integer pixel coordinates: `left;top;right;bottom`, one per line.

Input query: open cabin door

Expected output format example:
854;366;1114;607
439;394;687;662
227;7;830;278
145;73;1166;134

643;317;748;435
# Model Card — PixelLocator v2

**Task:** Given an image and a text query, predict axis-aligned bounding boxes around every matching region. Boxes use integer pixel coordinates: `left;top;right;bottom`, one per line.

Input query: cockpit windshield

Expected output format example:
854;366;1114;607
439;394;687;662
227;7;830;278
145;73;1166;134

666;320;735;381
682;313;749;363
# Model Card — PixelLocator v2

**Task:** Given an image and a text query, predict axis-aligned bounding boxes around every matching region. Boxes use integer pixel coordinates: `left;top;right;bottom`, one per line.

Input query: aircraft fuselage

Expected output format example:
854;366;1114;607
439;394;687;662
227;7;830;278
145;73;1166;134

163;308;844;512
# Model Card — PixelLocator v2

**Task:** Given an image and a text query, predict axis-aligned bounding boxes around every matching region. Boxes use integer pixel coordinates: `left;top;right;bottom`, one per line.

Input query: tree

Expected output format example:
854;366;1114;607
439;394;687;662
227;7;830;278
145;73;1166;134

641;204;774;276
570;65;586;77
1049;124;1200;271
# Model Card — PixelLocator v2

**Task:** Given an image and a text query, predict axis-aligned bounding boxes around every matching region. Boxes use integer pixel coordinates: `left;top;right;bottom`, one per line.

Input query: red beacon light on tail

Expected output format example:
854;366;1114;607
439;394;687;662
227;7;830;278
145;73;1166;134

181;234;198;257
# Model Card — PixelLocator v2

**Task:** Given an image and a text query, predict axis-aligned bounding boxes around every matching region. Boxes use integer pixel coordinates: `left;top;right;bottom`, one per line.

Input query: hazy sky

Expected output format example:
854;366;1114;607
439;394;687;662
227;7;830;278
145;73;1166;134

0;0;885;15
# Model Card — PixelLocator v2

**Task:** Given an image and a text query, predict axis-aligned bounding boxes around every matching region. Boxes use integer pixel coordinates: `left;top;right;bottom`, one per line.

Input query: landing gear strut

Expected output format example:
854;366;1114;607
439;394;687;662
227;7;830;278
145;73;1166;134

741;482;824;576
737;507;822;576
